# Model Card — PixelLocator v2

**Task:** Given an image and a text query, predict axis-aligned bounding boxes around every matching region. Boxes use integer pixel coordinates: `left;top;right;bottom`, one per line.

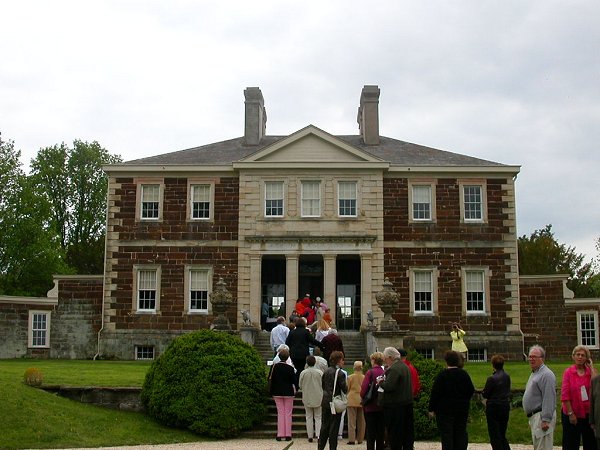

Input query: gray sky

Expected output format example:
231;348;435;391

2;1;599;262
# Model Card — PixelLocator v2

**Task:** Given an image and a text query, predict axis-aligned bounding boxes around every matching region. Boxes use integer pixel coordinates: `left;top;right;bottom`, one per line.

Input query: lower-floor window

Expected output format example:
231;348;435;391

467;348;487;362
135;345;155;360
416;348;434;360
578;310;599;349
29;311;50;348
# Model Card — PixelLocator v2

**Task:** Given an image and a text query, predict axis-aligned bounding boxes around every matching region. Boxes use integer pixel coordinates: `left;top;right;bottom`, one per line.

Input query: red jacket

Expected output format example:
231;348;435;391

404;359;421;397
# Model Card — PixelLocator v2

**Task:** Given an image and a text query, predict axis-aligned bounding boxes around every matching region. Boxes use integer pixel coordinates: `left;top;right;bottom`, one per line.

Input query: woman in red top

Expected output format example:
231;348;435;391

561;345;598;450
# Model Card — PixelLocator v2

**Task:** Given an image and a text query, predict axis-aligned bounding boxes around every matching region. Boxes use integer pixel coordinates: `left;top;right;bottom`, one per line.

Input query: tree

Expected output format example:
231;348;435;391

518;225;599;297
0;137;68;296
30;140;121;274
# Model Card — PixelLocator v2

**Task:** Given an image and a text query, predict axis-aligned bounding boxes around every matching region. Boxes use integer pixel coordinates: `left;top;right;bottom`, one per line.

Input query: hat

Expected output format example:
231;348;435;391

398;348;408;357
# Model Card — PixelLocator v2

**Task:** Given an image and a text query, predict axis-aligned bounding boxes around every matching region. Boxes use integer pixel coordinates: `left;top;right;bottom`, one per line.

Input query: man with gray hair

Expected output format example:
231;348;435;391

377;347;413;450
523;344;556;450
270;316;290;354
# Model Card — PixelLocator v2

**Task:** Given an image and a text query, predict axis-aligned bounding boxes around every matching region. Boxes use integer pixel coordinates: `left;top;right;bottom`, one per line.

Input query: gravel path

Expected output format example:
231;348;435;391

60;440;540;450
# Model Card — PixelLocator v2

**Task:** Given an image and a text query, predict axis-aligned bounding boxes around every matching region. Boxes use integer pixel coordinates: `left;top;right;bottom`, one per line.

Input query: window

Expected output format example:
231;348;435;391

189;269;209;312
134;267;160;312
578;311;599;349
465;270;485;313
412;185;432;220
301;181;321;217
467;348;487;362
28;311;50;348
416;348;434;360
461;267;490;315
265;181;284;217
410;269;436;315
190;184;211;220
459;180;487;223
135;346;155;360
338;296;352;318
338;181;357;217
140;184;160;220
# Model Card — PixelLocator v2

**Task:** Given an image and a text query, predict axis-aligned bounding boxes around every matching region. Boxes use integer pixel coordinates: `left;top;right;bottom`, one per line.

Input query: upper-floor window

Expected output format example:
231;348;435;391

578;311;599;349
135;266;160;312
265;181;284;217
412;185;432;220
462;268;489;314
301;181;321;217
190;184;211;220
28;311;50;348
459;180;487;223
141;184;161;220
338;181;357;217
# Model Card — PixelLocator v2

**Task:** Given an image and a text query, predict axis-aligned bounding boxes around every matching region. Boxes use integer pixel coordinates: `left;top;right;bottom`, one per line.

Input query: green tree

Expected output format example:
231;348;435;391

518;225;599;297
30;140;121;274
0;137;68;295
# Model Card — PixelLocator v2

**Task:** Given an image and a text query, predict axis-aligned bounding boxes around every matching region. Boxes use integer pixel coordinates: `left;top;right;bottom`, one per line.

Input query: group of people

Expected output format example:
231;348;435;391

262;294;334;330
269;335;422;450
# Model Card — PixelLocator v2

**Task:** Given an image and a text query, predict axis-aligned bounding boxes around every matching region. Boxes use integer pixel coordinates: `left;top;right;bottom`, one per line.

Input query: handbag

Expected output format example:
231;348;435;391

361;374;377;406
330;368;348;414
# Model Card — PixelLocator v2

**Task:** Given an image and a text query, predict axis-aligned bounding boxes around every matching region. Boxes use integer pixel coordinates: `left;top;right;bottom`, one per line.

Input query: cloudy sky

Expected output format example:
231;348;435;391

2;1;599;261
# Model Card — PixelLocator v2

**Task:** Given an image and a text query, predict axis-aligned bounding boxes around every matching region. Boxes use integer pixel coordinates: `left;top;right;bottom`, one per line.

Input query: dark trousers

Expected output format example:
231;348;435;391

319;404;343;450
561;412;596;450
486;403;511;450
364;410;386;450
291;357;305;388
436;410;468;450
384;404;413;450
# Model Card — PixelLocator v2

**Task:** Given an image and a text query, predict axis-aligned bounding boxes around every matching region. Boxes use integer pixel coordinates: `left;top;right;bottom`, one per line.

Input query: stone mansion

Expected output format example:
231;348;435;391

1;86;598;361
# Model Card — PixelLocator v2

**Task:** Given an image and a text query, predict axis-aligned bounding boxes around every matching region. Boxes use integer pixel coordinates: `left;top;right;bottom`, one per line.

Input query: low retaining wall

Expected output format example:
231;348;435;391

40;385;143;412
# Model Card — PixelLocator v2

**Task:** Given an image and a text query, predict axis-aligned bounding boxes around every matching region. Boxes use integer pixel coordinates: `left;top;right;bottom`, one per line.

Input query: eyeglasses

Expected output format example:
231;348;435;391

528;355;542;359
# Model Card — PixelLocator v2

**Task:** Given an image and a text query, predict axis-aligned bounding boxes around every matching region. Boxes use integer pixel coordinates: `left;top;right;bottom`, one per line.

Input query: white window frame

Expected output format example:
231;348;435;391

135;345;155;360
467;348;487;362
188;181;214;221
338;295;352;318
184;265;213;314
133;265;161;313
461;267;490;315
338;181;358;217
459;180;487;223
264;181;284;217
135;179;164;222
577;310;599;349
409;181;436;223
409;267;438;315
301;180;321;217
416;348;434;360
28;310;50;348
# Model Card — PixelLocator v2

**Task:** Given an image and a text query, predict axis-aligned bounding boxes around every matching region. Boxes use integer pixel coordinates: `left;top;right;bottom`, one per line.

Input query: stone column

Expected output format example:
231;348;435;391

323;254;336;315
249;254;262;328
360;253;373;327
285;255;299;320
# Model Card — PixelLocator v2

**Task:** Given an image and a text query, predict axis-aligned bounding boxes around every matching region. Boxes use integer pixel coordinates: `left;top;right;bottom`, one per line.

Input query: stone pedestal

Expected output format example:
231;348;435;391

239;326;258;345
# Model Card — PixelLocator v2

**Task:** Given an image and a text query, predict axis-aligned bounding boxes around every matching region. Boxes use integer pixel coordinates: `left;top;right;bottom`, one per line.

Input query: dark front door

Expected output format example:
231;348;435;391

336;257;361;330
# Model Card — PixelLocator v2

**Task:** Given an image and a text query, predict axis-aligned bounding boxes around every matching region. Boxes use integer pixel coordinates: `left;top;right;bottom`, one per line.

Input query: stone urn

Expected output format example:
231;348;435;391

210;277;233;330
375;277;399;331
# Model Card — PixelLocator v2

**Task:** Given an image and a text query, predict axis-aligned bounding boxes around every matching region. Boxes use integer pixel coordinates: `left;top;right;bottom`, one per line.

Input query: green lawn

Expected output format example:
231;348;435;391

0;358;570;448
0;359;204;449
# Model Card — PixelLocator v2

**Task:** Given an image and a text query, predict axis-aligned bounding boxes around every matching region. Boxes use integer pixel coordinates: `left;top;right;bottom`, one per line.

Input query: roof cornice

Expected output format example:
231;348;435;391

103;165;235;175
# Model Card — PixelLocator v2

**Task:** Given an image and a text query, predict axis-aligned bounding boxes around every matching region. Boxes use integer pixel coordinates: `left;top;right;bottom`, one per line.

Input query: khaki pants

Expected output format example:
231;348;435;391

529;410;556;450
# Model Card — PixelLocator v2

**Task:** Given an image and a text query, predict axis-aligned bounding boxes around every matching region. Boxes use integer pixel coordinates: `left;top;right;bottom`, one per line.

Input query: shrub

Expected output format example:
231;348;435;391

141;330;267;438
410;352;445;440
23;367;43;386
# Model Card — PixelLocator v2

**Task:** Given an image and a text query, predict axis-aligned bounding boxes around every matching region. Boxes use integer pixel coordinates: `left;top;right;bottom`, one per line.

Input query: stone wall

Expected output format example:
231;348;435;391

0;298;54;358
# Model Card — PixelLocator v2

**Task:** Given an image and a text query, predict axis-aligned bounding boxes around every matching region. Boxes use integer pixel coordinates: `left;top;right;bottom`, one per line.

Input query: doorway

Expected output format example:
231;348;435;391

298;255;324;301
336;256;361;331
261;256;286;329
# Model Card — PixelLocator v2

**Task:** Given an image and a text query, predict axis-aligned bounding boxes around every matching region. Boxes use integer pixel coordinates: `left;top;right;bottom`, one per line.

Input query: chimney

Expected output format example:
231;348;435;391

244;87;267;145
357;85;380;145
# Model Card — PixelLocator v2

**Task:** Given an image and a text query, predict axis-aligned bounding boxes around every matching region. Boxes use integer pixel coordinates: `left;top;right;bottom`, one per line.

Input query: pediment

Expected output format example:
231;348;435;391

239;125;384;164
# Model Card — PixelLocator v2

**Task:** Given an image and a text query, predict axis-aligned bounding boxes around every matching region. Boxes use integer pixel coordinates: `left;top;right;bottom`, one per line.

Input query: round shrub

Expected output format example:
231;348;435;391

141;330;267;438
410;353;445;440
23;367;43;386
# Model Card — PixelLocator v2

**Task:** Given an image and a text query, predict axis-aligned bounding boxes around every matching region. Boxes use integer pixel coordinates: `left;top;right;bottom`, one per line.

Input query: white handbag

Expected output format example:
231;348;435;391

330;368;348;414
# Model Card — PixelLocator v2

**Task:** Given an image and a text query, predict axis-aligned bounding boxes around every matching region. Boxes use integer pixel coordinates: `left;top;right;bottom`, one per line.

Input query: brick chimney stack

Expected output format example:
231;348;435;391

244;87;267;146
357;85;380;145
